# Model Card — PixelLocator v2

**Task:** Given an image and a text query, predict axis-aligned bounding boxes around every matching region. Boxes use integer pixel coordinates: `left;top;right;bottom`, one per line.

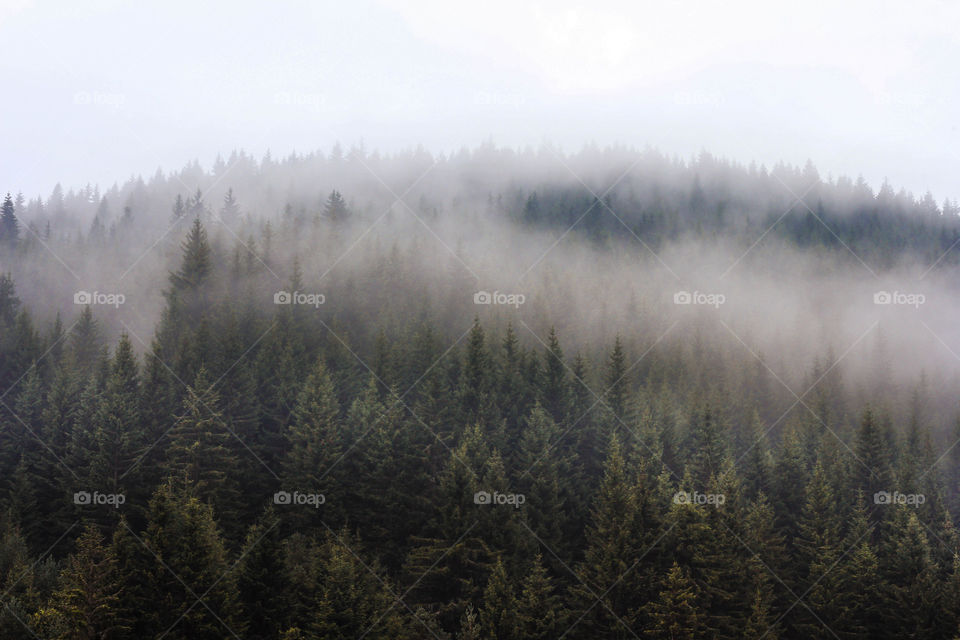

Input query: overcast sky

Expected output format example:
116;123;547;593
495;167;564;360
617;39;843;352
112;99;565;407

1;0;957;201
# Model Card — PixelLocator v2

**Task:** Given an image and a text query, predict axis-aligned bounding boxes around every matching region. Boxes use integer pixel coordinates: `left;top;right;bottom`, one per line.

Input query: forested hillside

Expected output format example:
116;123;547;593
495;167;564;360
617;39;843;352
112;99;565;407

1;146;960;638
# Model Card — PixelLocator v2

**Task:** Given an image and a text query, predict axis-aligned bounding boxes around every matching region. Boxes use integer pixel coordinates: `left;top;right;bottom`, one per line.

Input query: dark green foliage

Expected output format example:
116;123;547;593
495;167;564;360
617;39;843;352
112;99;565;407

1;181;960;640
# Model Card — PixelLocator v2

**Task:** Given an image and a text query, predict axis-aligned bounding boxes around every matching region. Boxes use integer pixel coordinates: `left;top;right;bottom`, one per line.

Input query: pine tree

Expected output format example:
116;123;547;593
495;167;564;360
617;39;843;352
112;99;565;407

165;367;240;517
517;404;568;555
458;318;493;428
570;434;644;638
282;357;342;504
853;407;892;503
310;528;417;639
71;306;103;377
604;335;628;420
323;190;348;222
0;193;18;248
46;523;128;639
644;563;704;640
771;424;809;545
541;326;570;425
479;559;519;640
238;508;287;640
170;217;212;291
138;480;245;639
684;401;727;487
740;410;772;501
402;424;495;632
516;554;563;640
220;188;240;223
878;510;939;638
89;334;142;499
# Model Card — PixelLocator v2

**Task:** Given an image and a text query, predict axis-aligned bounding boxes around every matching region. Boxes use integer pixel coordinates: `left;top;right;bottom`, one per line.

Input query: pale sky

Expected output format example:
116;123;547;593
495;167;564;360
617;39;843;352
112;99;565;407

1;0;957;200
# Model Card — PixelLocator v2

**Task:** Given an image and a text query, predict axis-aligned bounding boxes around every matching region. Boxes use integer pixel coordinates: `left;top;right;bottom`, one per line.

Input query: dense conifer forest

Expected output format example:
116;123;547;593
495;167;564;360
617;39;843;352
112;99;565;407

2;146;960;639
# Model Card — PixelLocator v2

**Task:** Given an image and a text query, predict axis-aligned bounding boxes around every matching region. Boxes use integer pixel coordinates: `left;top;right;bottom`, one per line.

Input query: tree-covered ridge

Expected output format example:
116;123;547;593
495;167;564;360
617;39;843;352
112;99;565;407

3;145;959;270
0;214;959;639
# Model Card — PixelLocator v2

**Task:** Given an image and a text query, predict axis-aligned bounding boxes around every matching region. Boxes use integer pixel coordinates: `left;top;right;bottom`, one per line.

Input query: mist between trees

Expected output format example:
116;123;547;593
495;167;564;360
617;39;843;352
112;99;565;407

0;143;959;638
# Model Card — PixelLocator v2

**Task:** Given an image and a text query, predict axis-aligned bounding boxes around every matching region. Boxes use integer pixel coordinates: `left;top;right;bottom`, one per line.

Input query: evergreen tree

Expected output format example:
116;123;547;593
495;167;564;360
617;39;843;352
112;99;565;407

0;193;18;247
137;480;245;639
644;563;704;640
569;434;644;638
45;523;128;639
541;326;570;425
165;367;240;518
323;190;349;222
479;559;519;640
515;554;563;640
237;508;287;640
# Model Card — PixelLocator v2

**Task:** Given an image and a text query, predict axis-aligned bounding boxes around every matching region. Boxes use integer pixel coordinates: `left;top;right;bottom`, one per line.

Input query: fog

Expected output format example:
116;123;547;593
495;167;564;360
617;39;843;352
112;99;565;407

3;144;960;437
1;1;958;200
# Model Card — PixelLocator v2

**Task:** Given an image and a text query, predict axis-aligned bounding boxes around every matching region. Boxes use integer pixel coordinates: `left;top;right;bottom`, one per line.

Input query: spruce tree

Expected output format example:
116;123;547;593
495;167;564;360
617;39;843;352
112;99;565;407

644;563;704;640
0;193;18;248
516;554;563;640
479;559;519;640
165;367;240;518
46;523;128;639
